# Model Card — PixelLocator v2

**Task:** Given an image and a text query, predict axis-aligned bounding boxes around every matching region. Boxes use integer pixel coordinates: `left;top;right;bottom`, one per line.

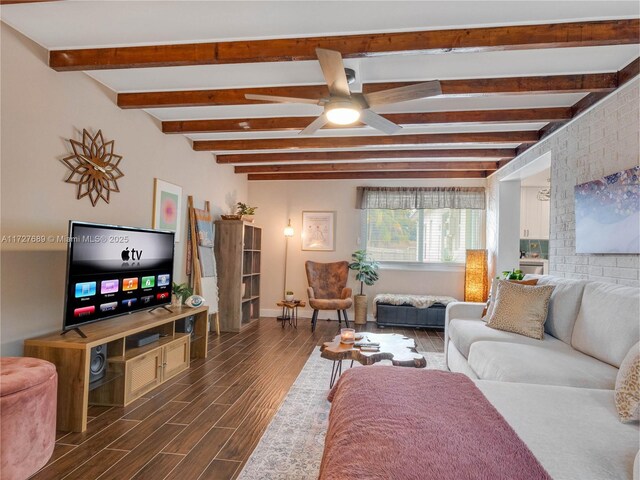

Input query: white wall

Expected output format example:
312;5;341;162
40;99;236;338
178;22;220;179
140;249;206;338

486;78;640;285
0;25;248;355
249;178;486;320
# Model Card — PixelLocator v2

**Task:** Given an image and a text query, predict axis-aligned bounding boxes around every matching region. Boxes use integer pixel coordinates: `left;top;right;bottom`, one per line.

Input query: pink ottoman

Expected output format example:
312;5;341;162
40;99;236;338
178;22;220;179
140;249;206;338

1;357;57;480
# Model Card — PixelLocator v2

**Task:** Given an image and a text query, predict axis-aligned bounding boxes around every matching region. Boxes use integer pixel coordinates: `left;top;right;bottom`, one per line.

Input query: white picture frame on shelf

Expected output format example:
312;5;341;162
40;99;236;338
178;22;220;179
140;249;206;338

301;211;335;251
152;178;183;242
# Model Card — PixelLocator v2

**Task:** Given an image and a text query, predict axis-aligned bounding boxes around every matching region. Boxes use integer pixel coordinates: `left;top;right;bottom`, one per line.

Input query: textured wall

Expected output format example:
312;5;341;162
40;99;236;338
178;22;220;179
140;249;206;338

487;78;640;286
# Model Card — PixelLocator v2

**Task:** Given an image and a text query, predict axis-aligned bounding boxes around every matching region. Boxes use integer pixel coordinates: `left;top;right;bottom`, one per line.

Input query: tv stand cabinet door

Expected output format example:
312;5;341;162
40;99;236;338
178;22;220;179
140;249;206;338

163;335;190;381
124;348;163;404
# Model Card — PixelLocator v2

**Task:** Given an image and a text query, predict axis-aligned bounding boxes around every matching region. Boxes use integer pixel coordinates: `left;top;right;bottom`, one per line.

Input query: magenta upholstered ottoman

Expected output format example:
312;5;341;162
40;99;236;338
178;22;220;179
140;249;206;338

0;357;57;480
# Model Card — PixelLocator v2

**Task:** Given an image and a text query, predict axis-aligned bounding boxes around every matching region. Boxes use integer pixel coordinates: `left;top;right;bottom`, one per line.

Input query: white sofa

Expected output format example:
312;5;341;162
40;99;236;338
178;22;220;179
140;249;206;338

445;275;640;480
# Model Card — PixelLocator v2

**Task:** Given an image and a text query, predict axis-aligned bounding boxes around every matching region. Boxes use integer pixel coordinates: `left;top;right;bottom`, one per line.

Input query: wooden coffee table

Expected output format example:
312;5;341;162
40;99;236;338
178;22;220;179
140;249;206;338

320;333;426;387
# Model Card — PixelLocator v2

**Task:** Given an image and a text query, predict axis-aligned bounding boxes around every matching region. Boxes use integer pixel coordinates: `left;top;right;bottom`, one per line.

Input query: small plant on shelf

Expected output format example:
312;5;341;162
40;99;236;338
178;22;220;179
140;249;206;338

236;202;257;216
501;269;525;280
172;282;193;305
285;290;295;302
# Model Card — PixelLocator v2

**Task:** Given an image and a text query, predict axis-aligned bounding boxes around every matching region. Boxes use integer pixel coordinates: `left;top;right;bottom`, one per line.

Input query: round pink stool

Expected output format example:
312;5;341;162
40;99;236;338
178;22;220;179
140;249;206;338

1;357;57;480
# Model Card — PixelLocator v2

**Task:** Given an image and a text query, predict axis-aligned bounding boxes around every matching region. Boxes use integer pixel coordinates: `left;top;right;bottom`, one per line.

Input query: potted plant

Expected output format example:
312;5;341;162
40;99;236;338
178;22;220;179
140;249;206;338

348;250;379;325
284;290;295;302
236;202;257;222
172;282;193;307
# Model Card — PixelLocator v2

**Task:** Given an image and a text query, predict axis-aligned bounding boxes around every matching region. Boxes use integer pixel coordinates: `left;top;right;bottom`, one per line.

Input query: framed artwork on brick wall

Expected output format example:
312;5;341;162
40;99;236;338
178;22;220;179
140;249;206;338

575;165;639;254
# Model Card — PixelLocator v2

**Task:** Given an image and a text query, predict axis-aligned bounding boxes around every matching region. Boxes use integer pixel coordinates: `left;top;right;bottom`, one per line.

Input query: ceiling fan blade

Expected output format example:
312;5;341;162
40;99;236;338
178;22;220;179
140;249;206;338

360;109;402;135
316;48;351;98
364;80;442;107
245;93;319;105
299;114;329;136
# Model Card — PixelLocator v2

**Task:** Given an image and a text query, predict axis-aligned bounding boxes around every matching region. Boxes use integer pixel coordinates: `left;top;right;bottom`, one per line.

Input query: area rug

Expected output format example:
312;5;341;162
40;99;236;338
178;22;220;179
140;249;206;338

237;348;447;480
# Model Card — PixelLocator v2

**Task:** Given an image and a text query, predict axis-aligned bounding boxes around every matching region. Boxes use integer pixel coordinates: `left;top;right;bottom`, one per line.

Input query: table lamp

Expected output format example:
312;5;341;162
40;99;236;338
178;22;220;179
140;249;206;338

464;249;488;302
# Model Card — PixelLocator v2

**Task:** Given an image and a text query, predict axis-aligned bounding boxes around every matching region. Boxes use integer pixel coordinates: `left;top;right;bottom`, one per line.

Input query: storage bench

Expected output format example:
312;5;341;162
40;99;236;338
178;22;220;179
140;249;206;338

376;302;446;329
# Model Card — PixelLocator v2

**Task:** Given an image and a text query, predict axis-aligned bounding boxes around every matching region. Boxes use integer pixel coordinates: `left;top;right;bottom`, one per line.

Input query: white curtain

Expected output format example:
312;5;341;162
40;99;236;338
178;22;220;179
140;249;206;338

356;187;486;210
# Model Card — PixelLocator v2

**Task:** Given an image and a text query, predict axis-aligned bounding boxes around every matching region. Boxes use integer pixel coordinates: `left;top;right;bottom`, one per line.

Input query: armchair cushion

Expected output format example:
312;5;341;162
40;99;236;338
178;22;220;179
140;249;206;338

310;298;353;310
341;287;352;300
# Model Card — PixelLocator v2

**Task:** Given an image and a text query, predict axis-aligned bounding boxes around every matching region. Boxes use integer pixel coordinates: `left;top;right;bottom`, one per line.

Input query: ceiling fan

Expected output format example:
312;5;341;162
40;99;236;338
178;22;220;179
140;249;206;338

245;48;442;135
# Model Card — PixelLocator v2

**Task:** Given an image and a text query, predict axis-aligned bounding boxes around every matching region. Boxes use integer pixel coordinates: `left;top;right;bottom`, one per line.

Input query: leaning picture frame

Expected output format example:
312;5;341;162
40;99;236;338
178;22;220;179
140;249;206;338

153;178;183;242
301;211;336;251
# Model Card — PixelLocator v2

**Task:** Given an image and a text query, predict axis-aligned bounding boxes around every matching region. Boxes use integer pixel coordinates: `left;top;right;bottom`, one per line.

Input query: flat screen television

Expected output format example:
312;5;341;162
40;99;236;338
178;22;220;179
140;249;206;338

63;221;175;332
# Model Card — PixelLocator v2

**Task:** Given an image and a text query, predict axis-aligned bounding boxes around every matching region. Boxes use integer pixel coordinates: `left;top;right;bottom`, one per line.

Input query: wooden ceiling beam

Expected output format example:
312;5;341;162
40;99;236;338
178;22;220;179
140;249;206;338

194;131;538;151
163;107;571;133
216;148;515;164
119;73;617;109
235;161;498;173
49;19;639;71
0;0;59;4
247;171;488;180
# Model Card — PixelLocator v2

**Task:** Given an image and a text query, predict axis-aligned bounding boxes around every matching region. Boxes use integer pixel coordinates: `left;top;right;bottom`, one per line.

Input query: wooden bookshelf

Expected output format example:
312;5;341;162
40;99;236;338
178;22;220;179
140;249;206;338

214;220;262;332
24;305;208;432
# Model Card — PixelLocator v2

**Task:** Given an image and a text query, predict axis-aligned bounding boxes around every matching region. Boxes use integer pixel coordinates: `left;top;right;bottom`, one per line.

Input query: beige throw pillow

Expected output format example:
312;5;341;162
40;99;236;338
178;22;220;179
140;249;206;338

486;280;554;339
482;278;539;321
615;342;640;423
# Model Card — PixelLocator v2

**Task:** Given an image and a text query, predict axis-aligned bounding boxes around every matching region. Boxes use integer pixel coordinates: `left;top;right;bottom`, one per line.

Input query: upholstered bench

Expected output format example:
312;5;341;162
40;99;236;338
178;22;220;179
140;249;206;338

1;357;57;480
374;294;457;329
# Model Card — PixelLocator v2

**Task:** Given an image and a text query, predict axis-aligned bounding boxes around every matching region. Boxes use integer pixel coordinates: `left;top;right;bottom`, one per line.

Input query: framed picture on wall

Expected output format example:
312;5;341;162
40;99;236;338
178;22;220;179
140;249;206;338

302;211;336;251
575;165;639;253
153;178;183;242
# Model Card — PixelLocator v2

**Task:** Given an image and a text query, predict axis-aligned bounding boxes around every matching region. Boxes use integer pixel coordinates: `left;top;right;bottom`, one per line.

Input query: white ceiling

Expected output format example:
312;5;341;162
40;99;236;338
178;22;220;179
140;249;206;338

1;1;638;165
2;1;638;49
85;45;638;93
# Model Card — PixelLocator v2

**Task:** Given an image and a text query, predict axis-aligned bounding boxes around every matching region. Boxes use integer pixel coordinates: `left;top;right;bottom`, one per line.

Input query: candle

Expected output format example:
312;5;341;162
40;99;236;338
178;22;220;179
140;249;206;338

340;328;355;344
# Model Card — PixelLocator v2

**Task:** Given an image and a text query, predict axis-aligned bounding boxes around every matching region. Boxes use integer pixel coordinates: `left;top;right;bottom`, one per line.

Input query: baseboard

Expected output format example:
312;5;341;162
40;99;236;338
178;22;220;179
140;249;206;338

260;308;376;323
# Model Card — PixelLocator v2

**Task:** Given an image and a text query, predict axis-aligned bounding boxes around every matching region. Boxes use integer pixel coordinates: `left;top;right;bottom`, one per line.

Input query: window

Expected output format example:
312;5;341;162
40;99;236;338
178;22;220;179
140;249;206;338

362;208;484;263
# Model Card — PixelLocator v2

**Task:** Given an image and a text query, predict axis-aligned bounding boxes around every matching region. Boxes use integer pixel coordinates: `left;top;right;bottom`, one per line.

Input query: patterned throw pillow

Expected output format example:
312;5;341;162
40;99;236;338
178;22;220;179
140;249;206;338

482;279;539;321
615;342;640;423
486;280;554;339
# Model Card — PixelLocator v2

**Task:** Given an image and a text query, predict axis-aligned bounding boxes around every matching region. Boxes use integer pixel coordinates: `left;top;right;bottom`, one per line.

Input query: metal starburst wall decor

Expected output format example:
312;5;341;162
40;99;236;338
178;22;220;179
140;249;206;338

62;129;124;206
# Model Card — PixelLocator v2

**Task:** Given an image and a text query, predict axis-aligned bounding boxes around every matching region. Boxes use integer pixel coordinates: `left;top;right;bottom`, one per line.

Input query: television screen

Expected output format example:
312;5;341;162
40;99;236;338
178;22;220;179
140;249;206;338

63;221;175;331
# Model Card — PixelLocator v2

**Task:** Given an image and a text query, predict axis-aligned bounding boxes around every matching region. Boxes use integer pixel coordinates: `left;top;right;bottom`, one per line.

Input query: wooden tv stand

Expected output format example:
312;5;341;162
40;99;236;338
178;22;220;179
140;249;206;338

24;305;209;432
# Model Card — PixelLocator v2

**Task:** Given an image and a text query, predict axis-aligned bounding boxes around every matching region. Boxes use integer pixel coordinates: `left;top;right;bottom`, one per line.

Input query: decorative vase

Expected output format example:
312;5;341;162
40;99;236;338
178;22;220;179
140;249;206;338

172;294;182;307
284;293;294;302
354;294;367;325
242;215;254;223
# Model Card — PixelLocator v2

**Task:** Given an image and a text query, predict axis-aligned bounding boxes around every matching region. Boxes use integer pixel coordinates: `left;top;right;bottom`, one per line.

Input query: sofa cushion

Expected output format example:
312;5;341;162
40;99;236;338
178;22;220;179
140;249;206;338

477;380;640;480
448;318;564;359
572;282;640;368
533;276;589;344
615;341;640;423
468;340;618;389
486;281;554;339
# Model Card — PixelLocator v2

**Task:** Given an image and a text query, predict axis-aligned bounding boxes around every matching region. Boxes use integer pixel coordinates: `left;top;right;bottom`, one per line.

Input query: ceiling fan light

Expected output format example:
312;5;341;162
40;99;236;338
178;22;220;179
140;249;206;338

326;104;360;125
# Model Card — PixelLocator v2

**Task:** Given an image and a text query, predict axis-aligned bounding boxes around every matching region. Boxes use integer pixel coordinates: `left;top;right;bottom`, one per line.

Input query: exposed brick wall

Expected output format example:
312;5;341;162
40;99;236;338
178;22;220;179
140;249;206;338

487;78;640;287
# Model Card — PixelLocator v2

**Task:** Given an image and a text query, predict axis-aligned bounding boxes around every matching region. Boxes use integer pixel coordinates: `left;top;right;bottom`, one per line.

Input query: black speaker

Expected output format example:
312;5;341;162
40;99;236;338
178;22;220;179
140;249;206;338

90;344;108;383
176;315;195;338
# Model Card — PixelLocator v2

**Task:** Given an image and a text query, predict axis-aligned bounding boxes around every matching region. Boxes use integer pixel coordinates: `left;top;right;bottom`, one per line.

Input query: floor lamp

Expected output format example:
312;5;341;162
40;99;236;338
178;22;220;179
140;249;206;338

464;249;489;302
277;219;295;321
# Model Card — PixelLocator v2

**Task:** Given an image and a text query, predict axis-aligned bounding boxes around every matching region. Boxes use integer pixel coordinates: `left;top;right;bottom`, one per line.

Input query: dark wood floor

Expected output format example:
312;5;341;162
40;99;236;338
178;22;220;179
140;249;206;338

36;317;444;480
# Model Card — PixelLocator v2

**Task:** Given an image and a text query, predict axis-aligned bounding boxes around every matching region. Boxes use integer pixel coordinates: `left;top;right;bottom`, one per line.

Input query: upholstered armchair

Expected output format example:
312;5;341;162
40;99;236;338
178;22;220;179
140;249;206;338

305;261;353;332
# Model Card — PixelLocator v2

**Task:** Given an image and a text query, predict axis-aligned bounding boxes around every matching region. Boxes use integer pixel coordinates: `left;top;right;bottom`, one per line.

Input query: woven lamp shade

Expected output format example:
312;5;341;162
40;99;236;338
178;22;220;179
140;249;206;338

464;249;489;302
